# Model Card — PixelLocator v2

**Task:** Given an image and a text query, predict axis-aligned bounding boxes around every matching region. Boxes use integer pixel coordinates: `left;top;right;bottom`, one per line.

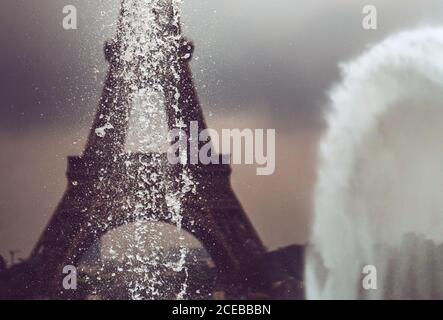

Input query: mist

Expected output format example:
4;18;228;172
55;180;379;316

307;28;443;299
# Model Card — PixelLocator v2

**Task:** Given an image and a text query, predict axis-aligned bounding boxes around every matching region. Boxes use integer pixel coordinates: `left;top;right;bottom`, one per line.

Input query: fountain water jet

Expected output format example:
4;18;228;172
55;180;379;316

306;28;443;299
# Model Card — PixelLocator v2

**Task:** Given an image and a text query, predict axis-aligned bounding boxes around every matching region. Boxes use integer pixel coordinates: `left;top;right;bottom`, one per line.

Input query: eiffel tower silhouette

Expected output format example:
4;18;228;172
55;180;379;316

1;0;269;299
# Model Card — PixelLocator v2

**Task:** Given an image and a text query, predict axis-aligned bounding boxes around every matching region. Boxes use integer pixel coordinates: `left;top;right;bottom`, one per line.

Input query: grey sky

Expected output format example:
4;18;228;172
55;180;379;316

2;0;443;130
1;0;443;260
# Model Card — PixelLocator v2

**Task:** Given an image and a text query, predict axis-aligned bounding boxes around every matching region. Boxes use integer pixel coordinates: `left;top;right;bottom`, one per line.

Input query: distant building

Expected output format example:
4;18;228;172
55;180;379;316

0;255;6;272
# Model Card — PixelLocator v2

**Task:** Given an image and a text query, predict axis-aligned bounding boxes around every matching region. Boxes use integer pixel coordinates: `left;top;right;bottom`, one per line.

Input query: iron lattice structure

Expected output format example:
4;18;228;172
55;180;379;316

0;0;270;299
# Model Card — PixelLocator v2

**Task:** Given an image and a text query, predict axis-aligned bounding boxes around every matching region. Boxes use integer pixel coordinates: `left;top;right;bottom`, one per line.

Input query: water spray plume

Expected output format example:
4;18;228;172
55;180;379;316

307;28;443;299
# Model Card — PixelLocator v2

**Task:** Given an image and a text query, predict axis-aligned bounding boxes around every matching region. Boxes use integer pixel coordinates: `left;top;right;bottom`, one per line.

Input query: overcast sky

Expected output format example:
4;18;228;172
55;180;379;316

1;0;443;261
2;0;443;130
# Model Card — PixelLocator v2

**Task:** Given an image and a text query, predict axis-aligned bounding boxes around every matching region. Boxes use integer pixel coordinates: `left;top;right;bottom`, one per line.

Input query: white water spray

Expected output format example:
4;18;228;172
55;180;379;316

306;28;443;299
81;0;199;300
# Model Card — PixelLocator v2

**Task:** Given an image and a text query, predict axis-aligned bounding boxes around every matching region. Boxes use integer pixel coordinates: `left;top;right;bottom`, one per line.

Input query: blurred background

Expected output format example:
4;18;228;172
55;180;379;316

1;0;443;263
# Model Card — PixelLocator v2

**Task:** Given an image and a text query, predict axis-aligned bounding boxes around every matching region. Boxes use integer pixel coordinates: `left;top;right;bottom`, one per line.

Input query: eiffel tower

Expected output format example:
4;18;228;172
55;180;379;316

0;0;269;299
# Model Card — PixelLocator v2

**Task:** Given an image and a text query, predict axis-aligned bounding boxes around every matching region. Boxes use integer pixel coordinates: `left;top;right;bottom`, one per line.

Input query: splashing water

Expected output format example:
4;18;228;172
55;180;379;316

306;28;443;299
83;0;199;300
